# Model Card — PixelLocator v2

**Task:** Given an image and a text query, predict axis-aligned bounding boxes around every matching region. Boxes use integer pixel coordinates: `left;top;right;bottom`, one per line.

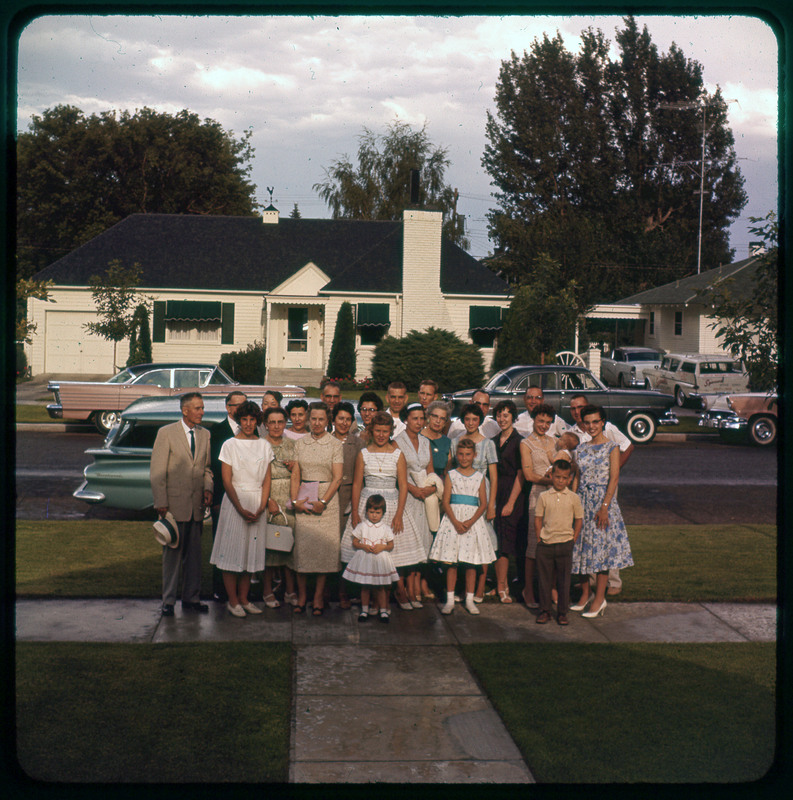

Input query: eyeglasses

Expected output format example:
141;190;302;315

428;413;446;420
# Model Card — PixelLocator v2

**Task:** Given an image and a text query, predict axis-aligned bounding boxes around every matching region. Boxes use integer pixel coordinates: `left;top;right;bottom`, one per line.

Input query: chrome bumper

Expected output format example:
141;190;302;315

658;411;679;426
698;413;746;432
73;482;106;504
46;403;63;419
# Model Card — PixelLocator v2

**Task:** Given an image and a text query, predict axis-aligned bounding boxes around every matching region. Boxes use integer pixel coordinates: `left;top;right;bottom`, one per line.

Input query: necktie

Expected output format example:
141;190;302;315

190;429;195;458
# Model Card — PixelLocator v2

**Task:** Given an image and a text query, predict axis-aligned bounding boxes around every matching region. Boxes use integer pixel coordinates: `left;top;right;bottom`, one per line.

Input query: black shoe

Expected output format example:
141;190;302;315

213;591;228;603
182;601;209;613
161;604;174;617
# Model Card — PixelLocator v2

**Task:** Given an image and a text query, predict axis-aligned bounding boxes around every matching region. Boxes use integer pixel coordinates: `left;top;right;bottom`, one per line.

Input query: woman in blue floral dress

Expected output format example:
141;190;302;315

571;405;633;618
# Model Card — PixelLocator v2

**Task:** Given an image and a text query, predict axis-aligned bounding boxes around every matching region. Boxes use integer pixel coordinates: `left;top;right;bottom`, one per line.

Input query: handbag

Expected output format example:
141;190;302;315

266;505;294;552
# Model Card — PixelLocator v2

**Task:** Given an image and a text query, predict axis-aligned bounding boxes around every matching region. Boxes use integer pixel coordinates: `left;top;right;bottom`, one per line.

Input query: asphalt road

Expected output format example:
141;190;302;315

15;429;778;524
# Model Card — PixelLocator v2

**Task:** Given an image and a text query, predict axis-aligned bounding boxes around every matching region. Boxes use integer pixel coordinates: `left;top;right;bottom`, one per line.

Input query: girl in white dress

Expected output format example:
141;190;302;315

343;494;398;623
210;401;273;618
430;438;496;615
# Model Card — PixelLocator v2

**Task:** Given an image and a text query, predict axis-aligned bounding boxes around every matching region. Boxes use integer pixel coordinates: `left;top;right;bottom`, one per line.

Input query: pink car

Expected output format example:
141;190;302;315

699;390;777;446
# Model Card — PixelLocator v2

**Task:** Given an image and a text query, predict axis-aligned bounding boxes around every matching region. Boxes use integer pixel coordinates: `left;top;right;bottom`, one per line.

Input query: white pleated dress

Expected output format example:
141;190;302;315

429;469;497;566
342;520;399;586
393;431;433;556
340;449;427;568
210;437;273;573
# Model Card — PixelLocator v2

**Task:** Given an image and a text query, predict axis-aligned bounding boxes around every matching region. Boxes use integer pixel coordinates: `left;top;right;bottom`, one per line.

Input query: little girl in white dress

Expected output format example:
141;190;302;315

429;438;496;615
343;494;398;623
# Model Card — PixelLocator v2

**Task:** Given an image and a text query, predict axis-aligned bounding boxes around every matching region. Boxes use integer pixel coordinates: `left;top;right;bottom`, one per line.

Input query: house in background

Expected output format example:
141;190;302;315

584;252;766;355
26;208;510;383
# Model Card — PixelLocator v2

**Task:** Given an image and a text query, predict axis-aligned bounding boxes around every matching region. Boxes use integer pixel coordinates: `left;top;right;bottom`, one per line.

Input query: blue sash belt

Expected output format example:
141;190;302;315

450;493;479;507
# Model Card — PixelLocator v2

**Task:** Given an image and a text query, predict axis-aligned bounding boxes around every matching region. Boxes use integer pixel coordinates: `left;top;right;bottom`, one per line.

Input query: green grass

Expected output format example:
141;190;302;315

15;404;62;424
16;642;292;782
463;642;776;783
16;521;777;601
669;415;717;434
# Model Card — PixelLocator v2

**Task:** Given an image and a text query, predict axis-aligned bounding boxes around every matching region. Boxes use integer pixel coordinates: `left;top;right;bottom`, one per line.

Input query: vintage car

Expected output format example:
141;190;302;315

442;364;678;444
698;390;778;446
47;362;305;433
600;346;664;388
73;395;359;510
643;353;749;407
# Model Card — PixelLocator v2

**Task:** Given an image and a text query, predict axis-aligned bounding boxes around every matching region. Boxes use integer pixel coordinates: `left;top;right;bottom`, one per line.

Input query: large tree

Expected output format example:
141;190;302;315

314;119;469;249
17;105;258;278
483;16;747;305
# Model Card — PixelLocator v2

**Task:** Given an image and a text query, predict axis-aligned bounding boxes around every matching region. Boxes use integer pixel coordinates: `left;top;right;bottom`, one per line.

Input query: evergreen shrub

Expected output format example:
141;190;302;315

326;302;356;379
220;340;265;384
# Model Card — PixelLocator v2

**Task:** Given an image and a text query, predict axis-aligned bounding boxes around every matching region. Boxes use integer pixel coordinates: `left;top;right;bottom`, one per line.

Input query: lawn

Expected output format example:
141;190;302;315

16;521;777;602
16;642;292;783
463;642;776;783
15;404;62;424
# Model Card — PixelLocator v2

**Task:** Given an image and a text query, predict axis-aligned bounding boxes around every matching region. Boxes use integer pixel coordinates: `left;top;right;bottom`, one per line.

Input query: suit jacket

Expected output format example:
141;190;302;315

150;421;213;522
210;417;236;505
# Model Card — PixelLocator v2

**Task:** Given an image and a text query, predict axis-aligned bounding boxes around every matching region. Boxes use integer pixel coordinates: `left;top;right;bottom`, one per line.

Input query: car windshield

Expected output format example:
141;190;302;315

485;372;512;391
627;352;660;363
107;369;136;384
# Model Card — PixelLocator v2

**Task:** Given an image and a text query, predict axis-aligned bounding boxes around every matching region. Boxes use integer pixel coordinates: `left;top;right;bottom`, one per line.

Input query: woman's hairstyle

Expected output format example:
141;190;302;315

491;399;518;421
460;402;484;423
357;391;383;412
286;398;308;414
426;399;451;419
531;402;556;420
233;400;264;424
399;401;426;422
368;410;395;434
456;437;476;452
263;389;283;404
581;404;606;423
308;401;329;419
365;493;387;512
332;401;356;421
263;405;287;423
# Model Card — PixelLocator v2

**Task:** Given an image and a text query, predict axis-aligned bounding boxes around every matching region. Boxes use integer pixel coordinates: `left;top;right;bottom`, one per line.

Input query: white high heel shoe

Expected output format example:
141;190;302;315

570;595;594;612
582;599;607;618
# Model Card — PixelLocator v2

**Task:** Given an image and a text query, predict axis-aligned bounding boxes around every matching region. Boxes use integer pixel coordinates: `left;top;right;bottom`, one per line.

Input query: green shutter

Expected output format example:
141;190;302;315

152;301;166;342
469;306;503;331
221;303;235;344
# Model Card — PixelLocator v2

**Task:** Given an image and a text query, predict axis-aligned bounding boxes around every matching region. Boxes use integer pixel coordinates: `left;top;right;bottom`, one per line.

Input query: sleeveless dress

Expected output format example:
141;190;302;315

342;520;399;585
394;431;433;557
340;448;427;568
450;433;499;549
429;469;497;565
571;440;634;574
210;437;274;573
264;437;296;569
491;428;526;556
521;433;556;559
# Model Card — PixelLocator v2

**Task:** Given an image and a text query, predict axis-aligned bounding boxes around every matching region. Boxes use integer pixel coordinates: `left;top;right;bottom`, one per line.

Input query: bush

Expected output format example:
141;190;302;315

16;342;29;380
371;327;484;392
126;304;153;366
326;302;356;379
219;340;265;384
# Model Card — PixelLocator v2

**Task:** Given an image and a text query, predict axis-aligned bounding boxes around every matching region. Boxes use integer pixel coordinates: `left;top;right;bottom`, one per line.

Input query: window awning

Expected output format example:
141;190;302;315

469;305;503;331
357;303;390;327
165;300;222;322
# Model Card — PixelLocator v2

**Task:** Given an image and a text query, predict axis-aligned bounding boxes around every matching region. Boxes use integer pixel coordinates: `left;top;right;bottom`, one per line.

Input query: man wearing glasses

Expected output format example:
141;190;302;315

515;386;568;438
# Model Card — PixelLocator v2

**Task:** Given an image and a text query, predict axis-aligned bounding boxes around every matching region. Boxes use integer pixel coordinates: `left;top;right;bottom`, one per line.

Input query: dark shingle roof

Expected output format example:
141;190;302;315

34;213;509;297
616;257;763;305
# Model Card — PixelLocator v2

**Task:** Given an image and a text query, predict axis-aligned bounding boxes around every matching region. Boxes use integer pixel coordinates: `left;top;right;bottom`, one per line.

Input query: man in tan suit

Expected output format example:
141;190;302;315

151;392;213;616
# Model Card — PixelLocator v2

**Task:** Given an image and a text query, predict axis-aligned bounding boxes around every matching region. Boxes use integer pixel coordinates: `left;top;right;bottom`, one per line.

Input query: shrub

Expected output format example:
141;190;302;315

219;340;265;384
326;302;356;379
16;343;29;379
126;304;153;366
371;327;484;392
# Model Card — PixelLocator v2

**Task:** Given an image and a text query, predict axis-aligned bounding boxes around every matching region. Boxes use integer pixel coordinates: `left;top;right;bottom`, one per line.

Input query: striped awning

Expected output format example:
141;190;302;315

469;305;503;331
357;303;390;327
165;300;222;322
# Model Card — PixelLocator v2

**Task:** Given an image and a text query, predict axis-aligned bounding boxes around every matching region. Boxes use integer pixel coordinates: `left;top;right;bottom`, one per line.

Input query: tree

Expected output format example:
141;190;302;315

371;328;483;392
126;304;153;367
326;302;356;380
289;203;302;219
483;16;746;305
314;119;469;249
16;278;54;343
83;260;146;370
704;213;778;391
17;105;258;278
492;254;581;370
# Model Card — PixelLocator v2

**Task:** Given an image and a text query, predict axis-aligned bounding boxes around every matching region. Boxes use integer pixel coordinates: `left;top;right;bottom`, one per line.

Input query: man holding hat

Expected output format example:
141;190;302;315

151;391;213;616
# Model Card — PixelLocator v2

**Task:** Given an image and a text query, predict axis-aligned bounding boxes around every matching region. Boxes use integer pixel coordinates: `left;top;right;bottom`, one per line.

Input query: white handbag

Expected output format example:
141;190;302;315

265;505;294;552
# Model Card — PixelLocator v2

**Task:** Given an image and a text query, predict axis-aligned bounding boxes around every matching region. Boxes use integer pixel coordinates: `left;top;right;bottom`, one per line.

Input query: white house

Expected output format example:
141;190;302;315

26;207;511;383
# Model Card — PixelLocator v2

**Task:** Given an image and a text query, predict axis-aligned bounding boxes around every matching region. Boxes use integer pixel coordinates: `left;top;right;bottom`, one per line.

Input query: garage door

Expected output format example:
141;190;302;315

44;310;115;374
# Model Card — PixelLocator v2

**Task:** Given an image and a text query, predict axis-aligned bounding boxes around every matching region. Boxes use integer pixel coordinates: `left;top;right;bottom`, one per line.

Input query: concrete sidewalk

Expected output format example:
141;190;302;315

15;599;776;784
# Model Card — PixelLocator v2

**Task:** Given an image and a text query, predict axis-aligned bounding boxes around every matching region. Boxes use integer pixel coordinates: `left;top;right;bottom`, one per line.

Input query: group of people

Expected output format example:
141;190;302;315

150;378;634;624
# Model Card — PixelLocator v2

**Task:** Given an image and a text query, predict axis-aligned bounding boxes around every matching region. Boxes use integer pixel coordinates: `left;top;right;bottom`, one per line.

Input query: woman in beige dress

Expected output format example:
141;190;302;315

290;402;344;615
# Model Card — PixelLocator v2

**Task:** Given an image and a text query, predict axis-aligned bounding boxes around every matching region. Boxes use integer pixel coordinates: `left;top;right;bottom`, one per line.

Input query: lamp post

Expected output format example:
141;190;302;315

658;100;708;274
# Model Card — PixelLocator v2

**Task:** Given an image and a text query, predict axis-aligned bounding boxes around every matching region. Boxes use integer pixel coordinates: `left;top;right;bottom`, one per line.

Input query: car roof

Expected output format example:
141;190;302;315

664;353;738;362
616;346;662;353
497;365;590;375
124;362;220;373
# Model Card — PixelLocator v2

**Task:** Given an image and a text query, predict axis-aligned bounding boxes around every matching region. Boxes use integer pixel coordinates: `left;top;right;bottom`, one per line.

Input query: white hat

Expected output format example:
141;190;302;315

153;512;180;548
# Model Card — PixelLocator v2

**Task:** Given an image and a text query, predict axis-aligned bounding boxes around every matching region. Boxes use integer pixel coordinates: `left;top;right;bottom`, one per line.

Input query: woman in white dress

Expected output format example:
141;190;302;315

210;400;273;618
394;402;434;607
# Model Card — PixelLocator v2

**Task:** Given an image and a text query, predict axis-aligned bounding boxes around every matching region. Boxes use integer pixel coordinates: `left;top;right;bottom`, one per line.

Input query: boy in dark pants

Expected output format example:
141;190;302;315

534;460;583;625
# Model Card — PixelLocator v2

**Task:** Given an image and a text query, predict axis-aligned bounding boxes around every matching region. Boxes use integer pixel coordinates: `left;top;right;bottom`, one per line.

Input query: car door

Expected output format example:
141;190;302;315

554;370;610;424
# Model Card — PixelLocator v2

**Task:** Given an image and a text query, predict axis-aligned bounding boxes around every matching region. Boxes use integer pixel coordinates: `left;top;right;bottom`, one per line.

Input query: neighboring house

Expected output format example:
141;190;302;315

585;253;766;355
27;208;510;383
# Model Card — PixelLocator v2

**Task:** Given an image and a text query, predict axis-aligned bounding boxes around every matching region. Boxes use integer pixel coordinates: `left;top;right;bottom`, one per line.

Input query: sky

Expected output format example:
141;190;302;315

15;13;779;262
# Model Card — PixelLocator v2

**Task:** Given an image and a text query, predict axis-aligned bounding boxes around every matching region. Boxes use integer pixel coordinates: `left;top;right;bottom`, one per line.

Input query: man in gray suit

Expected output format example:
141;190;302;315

150;392;214;616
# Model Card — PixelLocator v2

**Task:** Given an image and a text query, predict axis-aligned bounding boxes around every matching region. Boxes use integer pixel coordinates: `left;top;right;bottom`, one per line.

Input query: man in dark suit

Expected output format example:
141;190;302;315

209;390;247;601
150;392;213;616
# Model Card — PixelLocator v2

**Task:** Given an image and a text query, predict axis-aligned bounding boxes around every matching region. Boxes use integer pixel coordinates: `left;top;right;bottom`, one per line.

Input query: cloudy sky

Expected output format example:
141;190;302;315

16;12;778;261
